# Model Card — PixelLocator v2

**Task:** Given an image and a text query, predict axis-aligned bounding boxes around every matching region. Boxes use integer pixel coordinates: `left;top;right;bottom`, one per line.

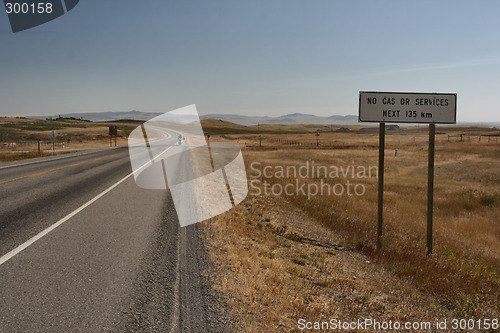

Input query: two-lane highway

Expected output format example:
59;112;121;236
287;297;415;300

0;148;131;257
0;148;223;332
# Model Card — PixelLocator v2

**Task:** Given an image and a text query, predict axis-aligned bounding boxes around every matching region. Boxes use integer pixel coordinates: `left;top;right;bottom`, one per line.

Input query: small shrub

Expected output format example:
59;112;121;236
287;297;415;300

480;193;497;207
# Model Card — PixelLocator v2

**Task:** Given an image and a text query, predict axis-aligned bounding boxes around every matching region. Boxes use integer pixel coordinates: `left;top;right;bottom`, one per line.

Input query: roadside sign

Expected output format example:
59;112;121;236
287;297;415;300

108;125;118;136
359;91;458;255
108;126;118;147
315;133;320;136
359;91;457;124
50;130;57;154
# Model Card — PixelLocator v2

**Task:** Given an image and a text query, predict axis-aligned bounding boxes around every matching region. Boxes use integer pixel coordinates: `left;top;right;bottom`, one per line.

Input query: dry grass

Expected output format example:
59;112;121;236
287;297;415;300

0;117;134;162
200;127;500;331
200;119;372;135
202;195;456;332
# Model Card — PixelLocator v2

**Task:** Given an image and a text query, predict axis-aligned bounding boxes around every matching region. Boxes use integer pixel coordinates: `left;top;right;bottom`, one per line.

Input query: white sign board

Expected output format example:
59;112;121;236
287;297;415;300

359;92;456;124
50;130;58;138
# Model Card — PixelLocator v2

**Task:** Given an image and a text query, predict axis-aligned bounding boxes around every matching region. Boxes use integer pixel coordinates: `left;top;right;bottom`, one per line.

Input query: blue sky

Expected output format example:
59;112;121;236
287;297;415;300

1;0;499;122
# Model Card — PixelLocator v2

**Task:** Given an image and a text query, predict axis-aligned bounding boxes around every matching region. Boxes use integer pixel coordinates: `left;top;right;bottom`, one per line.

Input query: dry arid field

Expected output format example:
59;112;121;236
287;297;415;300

200;123;500;332
0;117;135;162
2;117;499;331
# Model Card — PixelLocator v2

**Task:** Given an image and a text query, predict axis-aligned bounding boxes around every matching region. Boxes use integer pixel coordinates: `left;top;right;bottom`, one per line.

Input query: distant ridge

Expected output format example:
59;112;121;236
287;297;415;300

27;111;500;127
29;111;359;125
199;113;359;126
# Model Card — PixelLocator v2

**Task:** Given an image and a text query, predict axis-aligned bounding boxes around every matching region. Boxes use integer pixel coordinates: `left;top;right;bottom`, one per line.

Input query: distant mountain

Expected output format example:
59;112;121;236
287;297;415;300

455;121;500;128
28;111;500;127
199;113;359;125
30;111;360;125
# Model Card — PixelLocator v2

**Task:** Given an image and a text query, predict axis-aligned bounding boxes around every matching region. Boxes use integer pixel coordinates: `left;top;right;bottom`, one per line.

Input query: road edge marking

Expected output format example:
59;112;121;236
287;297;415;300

0;171;134;266
0;145;173;267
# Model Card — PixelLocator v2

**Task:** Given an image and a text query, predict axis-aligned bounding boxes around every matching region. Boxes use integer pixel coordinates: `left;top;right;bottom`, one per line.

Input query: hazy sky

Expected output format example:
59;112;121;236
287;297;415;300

1;0;499;122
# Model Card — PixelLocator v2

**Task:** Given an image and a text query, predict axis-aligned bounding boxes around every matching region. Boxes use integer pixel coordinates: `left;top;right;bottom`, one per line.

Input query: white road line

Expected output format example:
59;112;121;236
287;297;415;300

0;145;172;267
0;147;119;170
0;171;133;266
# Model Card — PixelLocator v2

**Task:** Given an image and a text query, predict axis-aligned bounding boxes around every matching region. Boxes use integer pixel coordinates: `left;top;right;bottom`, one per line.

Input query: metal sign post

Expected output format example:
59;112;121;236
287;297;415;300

359;91;456;254
427;124;436;255
108;126;118;147
377;123;385;250
50;130;58;154
109;126;112;147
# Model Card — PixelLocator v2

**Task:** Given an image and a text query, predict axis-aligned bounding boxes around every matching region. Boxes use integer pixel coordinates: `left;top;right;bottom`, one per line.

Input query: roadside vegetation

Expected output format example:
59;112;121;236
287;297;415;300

201;126;500;332
0;117;135;163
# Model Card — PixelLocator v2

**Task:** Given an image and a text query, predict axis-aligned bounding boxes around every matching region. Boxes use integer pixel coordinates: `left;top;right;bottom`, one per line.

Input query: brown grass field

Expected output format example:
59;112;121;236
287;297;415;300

2;117;499;331
200;125;499;332
0;117;134;162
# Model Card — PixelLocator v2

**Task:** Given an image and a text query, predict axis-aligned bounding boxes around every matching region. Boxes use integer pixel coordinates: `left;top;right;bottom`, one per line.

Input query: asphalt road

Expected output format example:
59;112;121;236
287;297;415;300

0;146;227;332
